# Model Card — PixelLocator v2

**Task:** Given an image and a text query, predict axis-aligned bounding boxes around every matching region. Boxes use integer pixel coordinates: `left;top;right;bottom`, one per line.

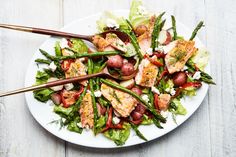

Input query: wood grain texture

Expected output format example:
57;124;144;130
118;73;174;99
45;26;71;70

0;0;65;157
0;0;236;157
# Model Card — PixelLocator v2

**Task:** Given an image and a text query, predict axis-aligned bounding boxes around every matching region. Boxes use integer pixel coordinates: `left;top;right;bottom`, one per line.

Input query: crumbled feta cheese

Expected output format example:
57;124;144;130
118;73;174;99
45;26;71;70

181;65;188;71
193;71;201;80
48;77;63;91
48;62;57;72
170;88;176;96
77;122;82;128
112;116;120;125
151;86;160;94
141;94;149;103
106;19;119;28
137;6;148;15
94;90;102;97
146;48;153;55
64;83;74;90
155;47;164;52
160;111;169;118
85;125;90;131
79;57;86;62
123;59;128;64
60;38;68;49
165;87;170;92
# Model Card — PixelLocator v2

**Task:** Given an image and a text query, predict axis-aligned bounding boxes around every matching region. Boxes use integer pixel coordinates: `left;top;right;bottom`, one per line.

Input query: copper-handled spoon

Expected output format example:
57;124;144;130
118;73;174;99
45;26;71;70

0;67;137;97
0;23;129;42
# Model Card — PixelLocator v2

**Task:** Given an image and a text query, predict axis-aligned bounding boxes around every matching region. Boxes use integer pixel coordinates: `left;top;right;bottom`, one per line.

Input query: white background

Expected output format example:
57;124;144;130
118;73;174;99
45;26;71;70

0;0;236;157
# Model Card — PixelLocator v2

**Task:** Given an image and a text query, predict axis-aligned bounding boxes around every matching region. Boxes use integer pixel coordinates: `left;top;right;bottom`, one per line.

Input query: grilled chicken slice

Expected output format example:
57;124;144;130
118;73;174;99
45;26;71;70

105;33;127;52
79;92;94;128
158;94;171;111
92;35;110;51
135;58;159;87
137;16;155;55
65;59;87;86
165;40;197;74
101;82;137;117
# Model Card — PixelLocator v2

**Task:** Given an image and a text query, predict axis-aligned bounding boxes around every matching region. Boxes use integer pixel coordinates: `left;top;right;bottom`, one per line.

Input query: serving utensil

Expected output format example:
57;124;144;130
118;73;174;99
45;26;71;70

0;23;129;42
0;67;137;97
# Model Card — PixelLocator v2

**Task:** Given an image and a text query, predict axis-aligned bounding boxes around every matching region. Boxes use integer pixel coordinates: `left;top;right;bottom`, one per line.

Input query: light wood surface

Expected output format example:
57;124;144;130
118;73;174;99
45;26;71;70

0;0;235;157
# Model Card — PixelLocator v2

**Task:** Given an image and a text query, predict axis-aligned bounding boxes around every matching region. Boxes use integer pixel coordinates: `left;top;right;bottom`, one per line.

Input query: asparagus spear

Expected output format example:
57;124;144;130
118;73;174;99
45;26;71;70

35;59;51;65
130;123;147;141
151;12;165;51
171;15;177;40
189;21;204;41
100;79;166;123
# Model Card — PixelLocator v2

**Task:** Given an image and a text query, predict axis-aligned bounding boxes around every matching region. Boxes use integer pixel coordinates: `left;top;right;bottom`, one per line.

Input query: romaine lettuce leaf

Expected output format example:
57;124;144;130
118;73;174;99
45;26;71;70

35;71;50;85
104;122;131;146
129;0;150;28
70;38;88;53
172;99;187;115
33;88;54;102
67;117;83;134
191;47;209;71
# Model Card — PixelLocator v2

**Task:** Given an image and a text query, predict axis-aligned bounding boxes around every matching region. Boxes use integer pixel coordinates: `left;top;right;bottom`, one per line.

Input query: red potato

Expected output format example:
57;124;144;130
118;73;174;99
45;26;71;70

131;87;142;95
173;72;187;86
51;93;61;105
107;55;123;68
158;94;171;111
134;104;146;114
121;63;135;76
131;111;143;121
158;30;172;45
120;79;135;89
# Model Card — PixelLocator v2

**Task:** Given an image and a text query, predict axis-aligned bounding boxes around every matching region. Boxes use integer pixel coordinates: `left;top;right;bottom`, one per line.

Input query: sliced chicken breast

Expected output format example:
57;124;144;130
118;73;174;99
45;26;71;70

165;40;197;74
79;92;94;128
135;58;159;87
101;82;137;117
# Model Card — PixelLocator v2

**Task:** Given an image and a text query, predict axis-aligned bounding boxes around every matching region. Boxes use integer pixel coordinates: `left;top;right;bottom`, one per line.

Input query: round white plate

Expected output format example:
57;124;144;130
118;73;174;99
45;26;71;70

25;10;209;148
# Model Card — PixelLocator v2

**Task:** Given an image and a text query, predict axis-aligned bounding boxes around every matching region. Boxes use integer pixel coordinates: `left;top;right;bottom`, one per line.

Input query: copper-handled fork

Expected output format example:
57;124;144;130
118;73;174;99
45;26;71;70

0;23;129;42
0;67;137;97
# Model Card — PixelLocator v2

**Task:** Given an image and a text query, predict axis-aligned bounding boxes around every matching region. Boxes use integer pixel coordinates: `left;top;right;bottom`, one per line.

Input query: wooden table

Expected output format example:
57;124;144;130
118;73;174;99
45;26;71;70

0;0;235;156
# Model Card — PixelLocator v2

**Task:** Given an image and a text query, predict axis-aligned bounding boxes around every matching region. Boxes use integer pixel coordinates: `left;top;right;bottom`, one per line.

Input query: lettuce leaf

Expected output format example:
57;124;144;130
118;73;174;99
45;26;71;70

35;71;50;85
104;122;131;146
67;117;83;134
129;0;150;28
54;105;74;117
191;47;209;71
70;38;88;53
33;88;54;102
172;99;187;115
97;11;131;33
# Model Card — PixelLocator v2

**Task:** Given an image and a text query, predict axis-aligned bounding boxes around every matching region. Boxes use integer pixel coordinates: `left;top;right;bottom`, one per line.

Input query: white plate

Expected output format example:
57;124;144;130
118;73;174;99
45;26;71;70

25;10;209;148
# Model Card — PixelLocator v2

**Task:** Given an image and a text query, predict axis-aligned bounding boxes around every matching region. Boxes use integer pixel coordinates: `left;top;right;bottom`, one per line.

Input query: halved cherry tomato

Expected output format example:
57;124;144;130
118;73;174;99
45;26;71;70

61;59;74;71
181;82;202;89
153;52;166;58
73;86;84;99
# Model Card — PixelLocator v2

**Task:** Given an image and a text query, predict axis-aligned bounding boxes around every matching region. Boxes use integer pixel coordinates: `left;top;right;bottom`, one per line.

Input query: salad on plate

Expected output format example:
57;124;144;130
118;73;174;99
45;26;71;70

33;0;214;146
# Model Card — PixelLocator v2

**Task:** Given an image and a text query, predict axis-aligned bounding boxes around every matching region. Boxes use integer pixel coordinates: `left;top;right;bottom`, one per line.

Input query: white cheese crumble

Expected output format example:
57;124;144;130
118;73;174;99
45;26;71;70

48;62;57;72
106;19;119;28
155;47;164;52
165;87;170;92
170;88;176;96
77;122;82;128
60;38;68;49
141;94;149;103
151;86;160;94
146;48;153;55
64;83;74;91
94;90;102;97
160;111;169;118
112;116;120;125
123;59;128;64
48;77;63;91
193;71;201;80
79;57;86;62
181;65;188;71
137;6;148;15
